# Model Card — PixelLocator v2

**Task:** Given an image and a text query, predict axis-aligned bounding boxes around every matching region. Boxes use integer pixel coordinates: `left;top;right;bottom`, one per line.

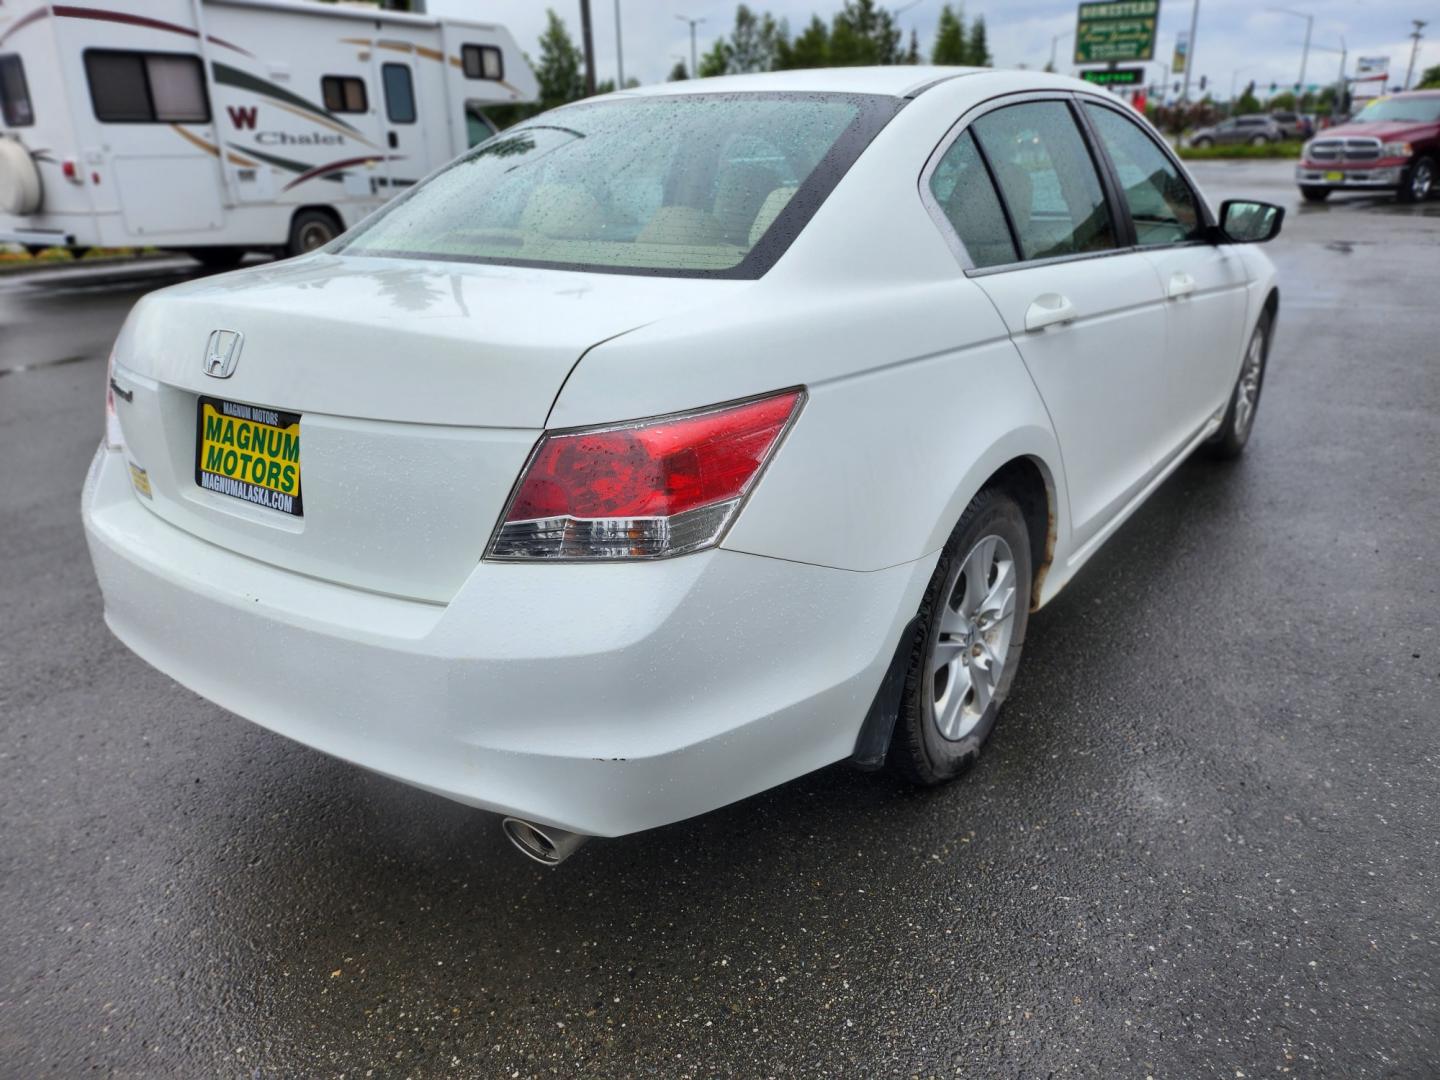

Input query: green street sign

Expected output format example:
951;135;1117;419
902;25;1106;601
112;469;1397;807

1075;0;1160;64
1080;66;1146;86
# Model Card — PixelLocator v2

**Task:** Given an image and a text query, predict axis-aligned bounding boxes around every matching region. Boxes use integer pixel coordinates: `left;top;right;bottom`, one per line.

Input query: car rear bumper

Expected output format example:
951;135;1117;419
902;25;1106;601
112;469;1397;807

82;445;931;837
1295;164;1405;189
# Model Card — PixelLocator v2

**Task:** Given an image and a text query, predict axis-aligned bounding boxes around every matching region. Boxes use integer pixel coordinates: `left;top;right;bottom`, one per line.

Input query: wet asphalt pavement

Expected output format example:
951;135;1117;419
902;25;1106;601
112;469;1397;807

1;161;1437;1078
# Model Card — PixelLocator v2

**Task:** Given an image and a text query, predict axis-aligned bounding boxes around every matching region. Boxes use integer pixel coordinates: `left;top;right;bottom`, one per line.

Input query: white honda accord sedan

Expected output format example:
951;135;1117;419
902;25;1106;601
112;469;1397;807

83;67;1282;863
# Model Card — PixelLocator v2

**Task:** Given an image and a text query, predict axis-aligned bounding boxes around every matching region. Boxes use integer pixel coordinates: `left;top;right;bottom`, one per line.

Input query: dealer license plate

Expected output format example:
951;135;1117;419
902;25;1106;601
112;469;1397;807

1324;170;1344;182
195;396;304;517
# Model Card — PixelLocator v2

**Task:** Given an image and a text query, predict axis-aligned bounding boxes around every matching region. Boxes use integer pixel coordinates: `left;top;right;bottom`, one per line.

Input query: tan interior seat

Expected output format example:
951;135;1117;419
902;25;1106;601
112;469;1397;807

519;184;605;240
747;186;798;247
636;205;724;246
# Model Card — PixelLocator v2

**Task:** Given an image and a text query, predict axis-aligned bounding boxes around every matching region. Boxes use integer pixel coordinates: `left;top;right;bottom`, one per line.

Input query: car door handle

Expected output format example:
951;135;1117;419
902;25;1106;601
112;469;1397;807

1024;293;1077;332
1167;272;1197;299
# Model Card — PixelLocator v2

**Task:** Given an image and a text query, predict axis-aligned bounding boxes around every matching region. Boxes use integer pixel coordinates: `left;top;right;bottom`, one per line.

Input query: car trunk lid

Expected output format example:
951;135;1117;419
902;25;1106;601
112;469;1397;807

110;254;741;602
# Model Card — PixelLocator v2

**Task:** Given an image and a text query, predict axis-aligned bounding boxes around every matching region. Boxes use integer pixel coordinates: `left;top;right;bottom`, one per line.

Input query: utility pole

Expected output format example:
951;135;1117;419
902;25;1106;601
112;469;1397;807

1269;8;1314;93
578;0;596;96
676;14;705;80
1180;0;1200;101
614;0;625;87
1404;20;1427;90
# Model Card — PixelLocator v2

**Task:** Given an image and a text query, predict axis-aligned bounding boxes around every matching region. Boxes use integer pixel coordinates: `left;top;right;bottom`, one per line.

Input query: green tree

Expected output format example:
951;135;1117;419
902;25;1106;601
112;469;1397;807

1419;64;1440;89
965;14;991;66
932;3;967;64
829;0;901;66
668;60;689;81
535;9;584;108
698;38;731;78
723;4;789;73
778;15;830;68
1234;80;1261;115
903;28;921;64
1269;90;1297;110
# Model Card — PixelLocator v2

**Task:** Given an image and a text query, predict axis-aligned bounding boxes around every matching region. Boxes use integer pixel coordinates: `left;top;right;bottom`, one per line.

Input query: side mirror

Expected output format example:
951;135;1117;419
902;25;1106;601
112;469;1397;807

1218;199;1284;243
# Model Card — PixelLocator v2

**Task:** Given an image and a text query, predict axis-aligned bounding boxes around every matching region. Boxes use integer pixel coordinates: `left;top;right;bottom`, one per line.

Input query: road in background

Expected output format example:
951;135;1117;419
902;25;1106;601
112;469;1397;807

1;163;1437;1077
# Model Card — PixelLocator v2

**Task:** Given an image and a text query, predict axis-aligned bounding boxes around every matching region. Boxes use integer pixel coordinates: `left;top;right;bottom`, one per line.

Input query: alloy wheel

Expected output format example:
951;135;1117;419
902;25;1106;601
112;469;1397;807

1412;161;1434;202
1233;324;1266;439
299;221;335;250
929;534;1018;741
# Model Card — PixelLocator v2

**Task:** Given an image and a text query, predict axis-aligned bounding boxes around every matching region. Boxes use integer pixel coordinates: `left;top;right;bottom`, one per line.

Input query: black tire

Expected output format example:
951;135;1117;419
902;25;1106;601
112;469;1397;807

1300;186;1331;203
1250;134;1269;147
185;247;247;270
1397;156;1435;204
890;488;1033;785
1206;310;1272;460
1192;136;1214;149
286;209;341;256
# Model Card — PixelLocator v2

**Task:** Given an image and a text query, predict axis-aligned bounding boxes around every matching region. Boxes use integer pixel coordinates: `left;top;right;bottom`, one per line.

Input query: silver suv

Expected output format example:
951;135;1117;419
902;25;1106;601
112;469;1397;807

1189;115;1287;148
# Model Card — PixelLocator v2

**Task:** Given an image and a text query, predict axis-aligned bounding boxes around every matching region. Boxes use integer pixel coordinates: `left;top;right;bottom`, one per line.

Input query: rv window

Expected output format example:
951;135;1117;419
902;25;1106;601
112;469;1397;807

461;45;504;81
85;50;209;124
0;54;34;127
322;76;368;114
382;64;416;124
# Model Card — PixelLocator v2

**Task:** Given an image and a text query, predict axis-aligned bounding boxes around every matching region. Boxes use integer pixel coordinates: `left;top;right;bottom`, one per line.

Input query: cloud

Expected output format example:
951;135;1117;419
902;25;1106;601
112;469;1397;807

428;0;1437;95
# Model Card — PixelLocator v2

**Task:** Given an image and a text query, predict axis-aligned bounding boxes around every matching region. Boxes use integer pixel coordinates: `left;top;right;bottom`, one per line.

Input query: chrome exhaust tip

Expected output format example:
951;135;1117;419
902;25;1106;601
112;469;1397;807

501;817;589;866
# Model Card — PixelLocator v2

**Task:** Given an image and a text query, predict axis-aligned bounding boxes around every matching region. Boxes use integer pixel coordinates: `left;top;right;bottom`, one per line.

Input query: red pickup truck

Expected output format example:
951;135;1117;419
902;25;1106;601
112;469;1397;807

1296;90;1440;203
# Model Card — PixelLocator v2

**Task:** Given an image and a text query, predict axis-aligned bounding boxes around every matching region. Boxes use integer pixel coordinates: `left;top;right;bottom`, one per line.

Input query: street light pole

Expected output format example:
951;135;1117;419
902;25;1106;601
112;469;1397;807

578;0;596;96
1269;8;1314;93
614;0;624;87
1404;20;1427;90
676;14;705;80
1180;0;1200;101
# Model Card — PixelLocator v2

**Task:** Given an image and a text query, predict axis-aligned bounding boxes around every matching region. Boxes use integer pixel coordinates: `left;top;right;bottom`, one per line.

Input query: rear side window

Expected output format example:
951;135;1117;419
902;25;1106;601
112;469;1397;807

382;64;416;123
0;54;34;127
1083;103;1203;247
462;44;504;81
928;129;1016;268
321;75;367;114
85;50;209;123
971;101;1116;262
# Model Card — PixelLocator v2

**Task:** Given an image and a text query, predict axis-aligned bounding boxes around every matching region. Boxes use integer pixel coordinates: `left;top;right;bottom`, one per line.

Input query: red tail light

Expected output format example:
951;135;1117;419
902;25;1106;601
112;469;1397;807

488;389;804;560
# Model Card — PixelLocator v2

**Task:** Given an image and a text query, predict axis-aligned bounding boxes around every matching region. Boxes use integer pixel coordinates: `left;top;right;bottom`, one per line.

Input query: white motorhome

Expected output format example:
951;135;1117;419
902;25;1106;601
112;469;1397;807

0;0;537;265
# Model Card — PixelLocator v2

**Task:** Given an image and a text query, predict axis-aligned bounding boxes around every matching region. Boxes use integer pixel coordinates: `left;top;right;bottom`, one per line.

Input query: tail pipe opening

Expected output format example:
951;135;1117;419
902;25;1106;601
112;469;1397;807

501;817;590;866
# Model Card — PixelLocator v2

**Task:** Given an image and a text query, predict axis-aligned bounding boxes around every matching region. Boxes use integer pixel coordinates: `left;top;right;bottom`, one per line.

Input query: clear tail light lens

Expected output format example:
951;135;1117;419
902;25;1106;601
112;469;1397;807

104;347;124;449
488;389;804;561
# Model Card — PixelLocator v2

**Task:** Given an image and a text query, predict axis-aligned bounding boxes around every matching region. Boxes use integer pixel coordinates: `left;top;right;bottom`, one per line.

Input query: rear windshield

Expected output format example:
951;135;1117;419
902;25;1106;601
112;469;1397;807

337;92;901;278
1350;96;1440;125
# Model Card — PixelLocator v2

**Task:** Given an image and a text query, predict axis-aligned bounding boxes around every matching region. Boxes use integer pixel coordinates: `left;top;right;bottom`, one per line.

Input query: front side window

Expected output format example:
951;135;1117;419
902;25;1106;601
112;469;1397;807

382;63;416;124
1084;103;1203;247
928;129;1016;268
337;93;897;278
465;105;496;147
971;101;1116;262
85;50;208;123
462;44;504;81
0;54;34;127
322;75;368;114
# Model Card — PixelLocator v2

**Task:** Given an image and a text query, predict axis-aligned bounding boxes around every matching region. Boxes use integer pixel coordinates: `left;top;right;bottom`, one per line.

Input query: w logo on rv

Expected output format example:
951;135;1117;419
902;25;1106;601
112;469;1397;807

227;106;258;130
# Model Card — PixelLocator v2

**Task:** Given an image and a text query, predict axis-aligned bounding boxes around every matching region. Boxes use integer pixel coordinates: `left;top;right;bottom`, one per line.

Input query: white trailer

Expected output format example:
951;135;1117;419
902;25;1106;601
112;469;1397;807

0;0;536;265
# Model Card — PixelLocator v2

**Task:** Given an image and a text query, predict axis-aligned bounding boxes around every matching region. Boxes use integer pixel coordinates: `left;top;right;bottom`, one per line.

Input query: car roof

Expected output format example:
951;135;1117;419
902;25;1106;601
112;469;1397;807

609;65;1085;100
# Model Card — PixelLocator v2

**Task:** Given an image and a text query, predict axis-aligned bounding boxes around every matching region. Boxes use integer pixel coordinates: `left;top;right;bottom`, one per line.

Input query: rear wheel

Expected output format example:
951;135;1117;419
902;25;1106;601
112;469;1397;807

286;209;341;256
1300;186;1331;203
1192;136;1214;149
1249;134;1270;147
1207;311;1272;460
890;488;1032;785
1398;156;1435;203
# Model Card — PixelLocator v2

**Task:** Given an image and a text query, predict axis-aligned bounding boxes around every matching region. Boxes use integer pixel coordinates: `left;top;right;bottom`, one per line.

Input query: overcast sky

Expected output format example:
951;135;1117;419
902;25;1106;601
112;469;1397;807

427;0;1436;99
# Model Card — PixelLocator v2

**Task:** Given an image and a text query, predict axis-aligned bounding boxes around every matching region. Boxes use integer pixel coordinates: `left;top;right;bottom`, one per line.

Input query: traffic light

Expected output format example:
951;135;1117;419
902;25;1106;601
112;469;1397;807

1199;74;1207;91
1270;82;1277;92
